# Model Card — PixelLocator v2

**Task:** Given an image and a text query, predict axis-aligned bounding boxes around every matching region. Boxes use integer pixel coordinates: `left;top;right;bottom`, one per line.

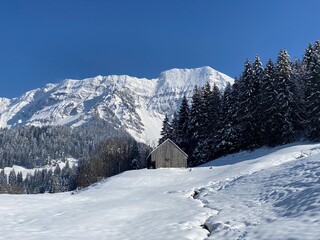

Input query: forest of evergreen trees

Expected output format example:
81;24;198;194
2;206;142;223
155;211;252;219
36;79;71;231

159;41;320;166
0;118;150;194
0;118;128;168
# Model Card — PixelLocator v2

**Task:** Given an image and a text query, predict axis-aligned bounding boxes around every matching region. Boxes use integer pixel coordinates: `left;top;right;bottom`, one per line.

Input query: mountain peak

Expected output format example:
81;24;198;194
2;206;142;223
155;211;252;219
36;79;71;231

159;66;233;90
0;67;234;143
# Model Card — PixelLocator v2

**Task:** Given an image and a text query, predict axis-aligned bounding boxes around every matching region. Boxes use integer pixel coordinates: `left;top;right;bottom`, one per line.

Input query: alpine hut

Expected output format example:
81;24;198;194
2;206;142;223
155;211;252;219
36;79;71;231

147;139;188;168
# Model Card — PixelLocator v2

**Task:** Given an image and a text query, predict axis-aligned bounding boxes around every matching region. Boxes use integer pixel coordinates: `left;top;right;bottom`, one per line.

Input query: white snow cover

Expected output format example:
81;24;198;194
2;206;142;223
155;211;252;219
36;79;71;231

1;158;77;180
0;143;319;239
0;67;234;143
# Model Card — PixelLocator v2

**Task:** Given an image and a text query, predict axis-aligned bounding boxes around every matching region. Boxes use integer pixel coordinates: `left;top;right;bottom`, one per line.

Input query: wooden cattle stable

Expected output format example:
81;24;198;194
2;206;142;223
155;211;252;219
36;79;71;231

147;139;188;168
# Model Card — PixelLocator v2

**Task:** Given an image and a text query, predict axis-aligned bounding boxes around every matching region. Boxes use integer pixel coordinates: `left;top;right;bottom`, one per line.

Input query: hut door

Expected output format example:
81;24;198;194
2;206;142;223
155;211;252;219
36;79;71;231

165;157;170;168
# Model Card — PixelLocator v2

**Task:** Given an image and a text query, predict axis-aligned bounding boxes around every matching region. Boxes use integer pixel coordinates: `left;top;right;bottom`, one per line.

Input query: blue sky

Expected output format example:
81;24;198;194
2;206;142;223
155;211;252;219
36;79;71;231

0;0;320;98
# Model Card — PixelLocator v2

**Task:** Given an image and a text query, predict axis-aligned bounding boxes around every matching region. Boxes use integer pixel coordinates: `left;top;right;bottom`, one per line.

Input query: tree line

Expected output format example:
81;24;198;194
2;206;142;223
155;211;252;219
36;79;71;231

0;162;77;194
159;41;320;166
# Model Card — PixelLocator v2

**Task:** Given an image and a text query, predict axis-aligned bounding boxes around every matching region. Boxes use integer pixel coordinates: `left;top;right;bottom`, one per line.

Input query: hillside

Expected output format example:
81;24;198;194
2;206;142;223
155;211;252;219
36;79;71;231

0;143;319;239
0;67;234;143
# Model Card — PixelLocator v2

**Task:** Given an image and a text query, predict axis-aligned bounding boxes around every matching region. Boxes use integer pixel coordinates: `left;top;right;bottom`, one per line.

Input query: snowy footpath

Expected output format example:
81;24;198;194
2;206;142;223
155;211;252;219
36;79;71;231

0;143;320;239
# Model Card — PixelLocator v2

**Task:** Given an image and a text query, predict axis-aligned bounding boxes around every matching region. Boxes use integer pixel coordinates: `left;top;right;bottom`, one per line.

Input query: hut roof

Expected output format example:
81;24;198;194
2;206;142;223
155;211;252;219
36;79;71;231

149;139;188;157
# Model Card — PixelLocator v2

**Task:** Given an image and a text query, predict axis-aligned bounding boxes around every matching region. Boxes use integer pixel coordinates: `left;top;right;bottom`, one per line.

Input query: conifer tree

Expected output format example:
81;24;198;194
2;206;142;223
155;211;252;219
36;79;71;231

188;86;204;159
176;95;190;153
158;114;172;145
305;41;320;140
0;170;7;193
302;43;315;135
200;84;211;136
291;58;306;133
238;59;261;149
8;169;17;186
274;49;295;144
252;55;264;146
260;59;279;145
302;44;315;90
206;84;221;138
17;172;23;184
8;169;18;193
193;84;222;163
169;112;179;144
51;164;62;193
214;81;241;155
201;82;212;136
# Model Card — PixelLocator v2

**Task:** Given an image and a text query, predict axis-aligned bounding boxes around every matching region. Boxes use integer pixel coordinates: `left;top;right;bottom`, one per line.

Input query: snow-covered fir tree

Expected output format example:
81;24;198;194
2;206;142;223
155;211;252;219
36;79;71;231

215;80;242;155
176;96;190;154
260;59;279;145
238;59;261;149
169;112;179;143
251;55;264;146
305;41;320;140
188;85;205;161
158;114;172;145
274;49;296;144
193;83;222;164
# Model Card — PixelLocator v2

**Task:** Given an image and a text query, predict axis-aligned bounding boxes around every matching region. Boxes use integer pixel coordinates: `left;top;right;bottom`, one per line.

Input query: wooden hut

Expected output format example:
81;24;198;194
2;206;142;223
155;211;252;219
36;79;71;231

147;139;188;168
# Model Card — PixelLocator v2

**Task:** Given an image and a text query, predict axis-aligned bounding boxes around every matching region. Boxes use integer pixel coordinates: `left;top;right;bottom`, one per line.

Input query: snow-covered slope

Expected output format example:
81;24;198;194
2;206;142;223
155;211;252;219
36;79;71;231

1;143;319;239
0;67;234;143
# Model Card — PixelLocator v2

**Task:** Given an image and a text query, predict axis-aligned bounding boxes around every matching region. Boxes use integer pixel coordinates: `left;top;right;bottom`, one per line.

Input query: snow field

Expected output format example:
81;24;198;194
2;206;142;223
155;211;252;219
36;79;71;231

0;143;319;239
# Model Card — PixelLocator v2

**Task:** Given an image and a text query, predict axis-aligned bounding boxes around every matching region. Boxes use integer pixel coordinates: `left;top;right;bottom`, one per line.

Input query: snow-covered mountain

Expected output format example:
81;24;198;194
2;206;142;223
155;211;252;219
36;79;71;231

0;67;234;143
1;143;319;239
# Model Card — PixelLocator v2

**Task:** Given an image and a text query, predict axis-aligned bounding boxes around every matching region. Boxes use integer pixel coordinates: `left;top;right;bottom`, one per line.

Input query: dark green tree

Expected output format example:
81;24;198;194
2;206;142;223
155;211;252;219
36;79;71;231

158;114;172;145
274;49;295;144
169;112;179;144
260;59;279;145
188;86;204;159
193;84;222;164
176;96;190;153
0;170;8;193
214;81;242;156
238;59;261;149
305;41;320;140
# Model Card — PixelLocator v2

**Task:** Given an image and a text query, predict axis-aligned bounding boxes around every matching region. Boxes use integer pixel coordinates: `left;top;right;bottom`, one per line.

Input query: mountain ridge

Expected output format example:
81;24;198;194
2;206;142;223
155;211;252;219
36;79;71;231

0;66;234;143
